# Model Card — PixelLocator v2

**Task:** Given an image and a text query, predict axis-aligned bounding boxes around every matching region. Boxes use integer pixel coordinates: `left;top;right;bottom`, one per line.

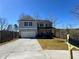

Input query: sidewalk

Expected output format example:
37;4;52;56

44;50;79;59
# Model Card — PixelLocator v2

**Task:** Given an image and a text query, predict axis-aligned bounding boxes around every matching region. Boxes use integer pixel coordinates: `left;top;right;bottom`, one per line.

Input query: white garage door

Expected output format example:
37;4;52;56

21;31;36;38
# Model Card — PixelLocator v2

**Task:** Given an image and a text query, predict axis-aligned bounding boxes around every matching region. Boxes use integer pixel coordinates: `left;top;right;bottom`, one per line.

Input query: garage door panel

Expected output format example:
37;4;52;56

21;31;36;38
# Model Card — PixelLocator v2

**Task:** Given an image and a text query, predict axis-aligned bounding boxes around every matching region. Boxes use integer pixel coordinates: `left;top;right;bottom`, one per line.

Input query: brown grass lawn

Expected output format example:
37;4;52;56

38;38;68;50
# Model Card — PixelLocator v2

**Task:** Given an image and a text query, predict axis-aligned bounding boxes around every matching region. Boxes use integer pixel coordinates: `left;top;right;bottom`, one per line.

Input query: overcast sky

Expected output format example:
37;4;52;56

0;0;79;28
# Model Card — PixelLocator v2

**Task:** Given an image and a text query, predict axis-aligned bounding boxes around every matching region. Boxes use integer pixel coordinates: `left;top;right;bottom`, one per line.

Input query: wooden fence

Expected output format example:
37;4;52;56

0;30;19;43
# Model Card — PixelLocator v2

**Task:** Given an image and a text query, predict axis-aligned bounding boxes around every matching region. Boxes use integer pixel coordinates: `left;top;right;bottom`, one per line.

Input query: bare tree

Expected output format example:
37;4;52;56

66;24;75;38
0;17;7;31
34;13;41;19
72;5;79;20
48;16;58;37
66;26;70;34
7;24;13;31
14;24;18;32
0;17;8;42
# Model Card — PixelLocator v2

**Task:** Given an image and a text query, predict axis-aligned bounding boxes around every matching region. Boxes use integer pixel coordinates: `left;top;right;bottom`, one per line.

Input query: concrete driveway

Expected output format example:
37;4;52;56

0;39;49;59
0;39;79;59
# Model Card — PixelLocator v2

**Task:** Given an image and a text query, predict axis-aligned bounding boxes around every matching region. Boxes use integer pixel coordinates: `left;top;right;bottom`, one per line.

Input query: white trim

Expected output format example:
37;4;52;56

19;27;37;29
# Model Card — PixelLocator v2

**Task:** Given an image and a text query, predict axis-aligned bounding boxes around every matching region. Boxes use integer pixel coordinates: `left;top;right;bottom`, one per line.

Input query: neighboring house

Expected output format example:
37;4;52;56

19;15;52;38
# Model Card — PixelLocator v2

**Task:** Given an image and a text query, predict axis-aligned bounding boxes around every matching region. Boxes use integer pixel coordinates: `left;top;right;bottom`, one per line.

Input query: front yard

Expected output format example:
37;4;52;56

38;38;68;50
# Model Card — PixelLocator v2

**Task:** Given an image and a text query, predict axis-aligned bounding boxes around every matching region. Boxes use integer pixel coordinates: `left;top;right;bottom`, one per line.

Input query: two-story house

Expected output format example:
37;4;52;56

19;15;52;38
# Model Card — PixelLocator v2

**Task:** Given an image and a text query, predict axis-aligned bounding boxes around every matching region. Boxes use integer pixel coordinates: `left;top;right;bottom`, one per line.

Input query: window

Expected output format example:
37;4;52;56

37;24;39;27
24;22;32;26
49;24;51;27
40;24;44;27
45;24;48;27
29;22;32;26
24;22;28;26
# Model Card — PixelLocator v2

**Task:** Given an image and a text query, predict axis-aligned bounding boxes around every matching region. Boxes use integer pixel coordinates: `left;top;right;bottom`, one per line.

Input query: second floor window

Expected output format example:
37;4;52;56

29;22;32;26
40;24;44;27
45;24;48;27
24;22;32;26
24;22;28;26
